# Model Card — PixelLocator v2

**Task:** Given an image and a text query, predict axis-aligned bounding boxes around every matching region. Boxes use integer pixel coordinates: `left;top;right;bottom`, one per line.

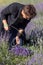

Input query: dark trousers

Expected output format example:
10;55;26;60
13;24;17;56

8;27;26;48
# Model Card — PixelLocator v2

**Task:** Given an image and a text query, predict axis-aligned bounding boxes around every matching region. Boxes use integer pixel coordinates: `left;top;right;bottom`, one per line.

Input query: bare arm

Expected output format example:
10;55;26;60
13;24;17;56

1;6;11;31
1;3;19;30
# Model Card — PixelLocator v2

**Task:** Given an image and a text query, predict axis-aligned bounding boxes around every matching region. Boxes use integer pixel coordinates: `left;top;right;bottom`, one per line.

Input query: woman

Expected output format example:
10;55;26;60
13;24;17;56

0;2;36;49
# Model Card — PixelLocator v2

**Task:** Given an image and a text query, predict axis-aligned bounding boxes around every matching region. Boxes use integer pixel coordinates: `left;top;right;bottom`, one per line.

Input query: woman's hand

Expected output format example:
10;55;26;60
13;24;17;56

16;36;20;44
4;23;9;31
2;19;9;31
18;29;24;34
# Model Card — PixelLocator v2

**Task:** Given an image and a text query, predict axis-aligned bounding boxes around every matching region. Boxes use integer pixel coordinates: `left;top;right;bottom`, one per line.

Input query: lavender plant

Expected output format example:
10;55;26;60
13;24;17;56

0;31;34;65
10;45;34;57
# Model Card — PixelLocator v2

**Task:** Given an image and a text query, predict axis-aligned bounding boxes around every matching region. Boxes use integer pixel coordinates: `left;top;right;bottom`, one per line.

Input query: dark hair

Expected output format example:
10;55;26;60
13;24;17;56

22;4;36;19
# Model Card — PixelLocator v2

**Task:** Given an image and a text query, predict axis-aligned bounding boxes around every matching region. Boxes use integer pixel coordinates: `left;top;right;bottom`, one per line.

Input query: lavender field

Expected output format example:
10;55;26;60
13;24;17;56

0;0;43;65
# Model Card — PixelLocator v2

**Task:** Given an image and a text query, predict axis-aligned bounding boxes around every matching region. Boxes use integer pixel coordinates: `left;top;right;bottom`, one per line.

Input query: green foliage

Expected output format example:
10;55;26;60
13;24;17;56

0;38;43;65
0;40;28;65
0;0;43;6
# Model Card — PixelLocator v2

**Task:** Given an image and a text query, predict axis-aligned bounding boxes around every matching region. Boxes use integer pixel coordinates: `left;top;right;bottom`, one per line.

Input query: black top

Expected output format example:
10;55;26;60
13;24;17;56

1;2;31;30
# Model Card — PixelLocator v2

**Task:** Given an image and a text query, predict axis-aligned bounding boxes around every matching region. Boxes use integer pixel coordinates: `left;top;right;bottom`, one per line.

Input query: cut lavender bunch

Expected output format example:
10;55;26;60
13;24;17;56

10;45;34;57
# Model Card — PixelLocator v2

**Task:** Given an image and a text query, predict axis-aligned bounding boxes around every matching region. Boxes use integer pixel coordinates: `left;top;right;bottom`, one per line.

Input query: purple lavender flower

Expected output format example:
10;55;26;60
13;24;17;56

34;3;43;12
27;56;36;65
10;45;33;56
26;53;43;65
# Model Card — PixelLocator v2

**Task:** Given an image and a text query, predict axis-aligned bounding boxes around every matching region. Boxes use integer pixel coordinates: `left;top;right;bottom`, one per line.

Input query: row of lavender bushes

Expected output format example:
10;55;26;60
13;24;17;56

0;21;43;65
